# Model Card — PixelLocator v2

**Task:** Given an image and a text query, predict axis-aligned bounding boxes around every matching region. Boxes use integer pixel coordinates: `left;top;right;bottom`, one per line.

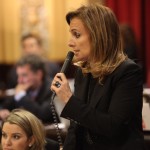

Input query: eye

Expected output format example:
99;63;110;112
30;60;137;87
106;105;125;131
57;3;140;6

13;134;20;140
75;32;80;38
1;132;7;139
72;31;80;38
76;32;80;38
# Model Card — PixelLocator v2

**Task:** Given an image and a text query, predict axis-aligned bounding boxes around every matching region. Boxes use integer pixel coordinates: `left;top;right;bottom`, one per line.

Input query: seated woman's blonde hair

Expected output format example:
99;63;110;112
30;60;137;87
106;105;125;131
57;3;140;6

1;108;46;150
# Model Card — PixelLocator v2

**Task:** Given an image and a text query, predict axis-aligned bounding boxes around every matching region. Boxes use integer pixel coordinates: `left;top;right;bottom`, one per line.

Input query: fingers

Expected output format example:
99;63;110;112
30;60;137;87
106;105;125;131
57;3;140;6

51;73;67;91
56;73;67;81
52;73;67;85
54;81;61;88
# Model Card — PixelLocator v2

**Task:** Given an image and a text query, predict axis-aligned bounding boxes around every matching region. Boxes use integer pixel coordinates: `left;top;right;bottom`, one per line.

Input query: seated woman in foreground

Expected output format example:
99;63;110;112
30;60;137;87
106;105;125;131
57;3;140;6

1;108;46;150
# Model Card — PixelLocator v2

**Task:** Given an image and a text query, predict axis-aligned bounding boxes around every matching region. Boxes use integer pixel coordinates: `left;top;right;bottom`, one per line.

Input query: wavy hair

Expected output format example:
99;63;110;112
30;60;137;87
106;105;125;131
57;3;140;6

66;4;127;83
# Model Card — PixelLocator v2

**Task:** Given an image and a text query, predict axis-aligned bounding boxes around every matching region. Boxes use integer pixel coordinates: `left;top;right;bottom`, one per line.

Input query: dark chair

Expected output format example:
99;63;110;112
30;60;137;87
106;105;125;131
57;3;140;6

45;138;59;150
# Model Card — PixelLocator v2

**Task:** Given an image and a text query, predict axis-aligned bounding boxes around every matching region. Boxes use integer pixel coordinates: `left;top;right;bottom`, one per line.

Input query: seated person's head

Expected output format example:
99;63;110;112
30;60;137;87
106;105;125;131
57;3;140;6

119;24;138;60
16;54;46;90
1;108;46;150
21;33;43;56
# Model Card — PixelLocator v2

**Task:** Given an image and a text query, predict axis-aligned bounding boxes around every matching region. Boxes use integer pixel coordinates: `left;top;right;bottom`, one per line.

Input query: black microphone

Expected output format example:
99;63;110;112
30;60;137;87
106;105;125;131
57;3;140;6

51;51;74;100
60;51;74;73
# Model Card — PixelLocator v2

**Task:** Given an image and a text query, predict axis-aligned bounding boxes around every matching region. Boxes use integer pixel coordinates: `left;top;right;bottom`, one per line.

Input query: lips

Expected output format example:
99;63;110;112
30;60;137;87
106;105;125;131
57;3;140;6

73;50;79;55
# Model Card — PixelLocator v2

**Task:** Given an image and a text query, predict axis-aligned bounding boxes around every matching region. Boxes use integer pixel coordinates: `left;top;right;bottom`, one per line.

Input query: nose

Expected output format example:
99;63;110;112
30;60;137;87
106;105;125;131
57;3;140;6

68;39;75;48
4;137;12;146
18;76;23;83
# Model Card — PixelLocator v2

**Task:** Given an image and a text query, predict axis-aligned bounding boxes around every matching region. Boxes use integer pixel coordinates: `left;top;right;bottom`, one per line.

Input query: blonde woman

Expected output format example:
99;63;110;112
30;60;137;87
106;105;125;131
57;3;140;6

1;109;46;150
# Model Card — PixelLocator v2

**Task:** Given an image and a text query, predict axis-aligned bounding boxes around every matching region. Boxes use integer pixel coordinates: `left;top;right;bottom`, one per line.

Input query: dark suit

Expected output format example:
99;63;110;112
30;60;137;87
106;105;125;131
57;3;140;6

61;59;145;150
3;78;58;123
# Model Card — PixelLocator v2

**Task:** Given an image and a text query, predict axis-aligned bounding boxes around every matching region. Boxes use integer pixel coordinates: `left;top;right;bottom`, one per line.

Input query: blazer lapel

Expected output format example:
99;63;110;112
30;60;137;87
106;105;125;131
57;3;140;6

89;73;113;108
90;82;104;108
75;73;91;102
75;69;111;107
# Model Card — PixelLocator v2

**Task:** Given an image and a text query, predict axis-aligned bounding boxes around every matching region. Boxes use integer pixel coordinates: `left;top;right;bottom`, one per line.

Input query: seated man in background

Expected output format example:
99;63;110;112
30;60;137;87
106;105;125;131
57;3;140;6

2;54;59;123
7;33;60;88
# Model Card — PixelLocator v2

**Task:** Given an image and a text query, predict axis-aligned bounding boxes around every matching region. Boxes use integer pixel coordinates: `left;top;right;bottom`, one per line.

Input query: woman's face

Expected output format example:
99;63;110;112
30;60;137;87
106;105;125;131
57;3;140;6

1;122;33;150
68;17;91;62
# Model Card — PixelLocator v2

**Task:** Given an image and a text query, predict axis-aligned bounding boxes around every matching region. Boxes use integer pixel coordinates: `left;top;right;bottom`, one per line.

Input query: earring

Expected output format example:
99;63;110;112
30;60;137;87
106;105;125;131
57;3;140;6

29;144;32;147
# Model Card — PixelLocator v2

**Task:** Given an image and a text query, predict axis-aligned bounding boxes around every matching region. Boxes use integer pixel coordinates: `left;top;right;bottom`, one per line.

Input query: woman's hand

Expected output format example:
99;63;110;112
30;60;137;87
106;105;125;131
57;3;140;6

51;73;72;103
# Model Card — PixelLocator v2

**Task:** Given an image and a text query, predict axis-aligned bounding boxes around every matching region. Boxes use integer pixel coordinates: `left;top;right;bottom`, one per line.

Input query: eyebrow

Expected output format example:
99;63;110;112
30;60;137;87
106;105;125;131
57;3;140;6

2;130;22;135
69;29;75;32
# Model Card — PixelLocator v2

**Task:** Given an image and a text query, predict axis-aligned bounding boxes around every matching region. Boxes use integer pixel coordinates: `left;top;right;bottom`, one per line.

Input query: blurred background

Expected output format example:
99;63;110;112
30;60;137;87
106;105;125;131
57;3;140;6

1;1;150;148
0;0;150;87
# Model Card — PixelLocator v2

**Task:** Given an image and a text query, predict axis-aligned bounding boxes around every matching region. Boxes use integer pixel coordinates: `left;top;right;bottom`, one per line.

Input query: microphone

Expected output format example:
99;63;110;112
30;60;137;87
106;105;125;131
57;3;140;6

51;51;74;100
60;51;74;73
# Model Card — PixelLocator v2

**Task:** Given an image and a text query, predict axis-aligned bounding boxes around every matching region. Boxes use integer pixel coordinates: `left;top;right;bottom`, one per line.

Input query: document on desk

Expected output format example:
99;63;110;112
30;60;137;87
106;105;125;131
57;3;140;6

142;102;150;131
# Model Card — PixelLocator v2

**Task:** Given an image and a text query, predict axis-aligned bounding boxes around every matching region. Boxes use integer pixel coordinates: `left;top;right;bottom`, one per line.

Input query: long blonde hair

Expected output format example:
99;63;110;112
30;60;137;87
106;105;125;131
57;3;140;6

66;4;127;82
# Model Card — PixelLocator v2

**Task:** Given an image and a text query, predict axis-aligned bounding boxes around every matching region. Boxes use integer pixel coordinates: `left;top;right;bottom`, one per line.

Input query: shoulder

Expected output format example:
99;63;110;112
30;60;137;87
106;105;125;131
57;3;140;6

109;58;143;86
113;58;142;76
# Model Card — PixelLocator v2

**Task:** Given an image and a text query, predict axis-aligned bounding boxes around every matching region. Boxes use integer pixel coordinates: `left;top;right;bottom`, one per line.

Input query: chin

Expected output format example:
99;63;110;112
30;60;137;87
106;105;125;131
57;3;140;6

73;57;81;62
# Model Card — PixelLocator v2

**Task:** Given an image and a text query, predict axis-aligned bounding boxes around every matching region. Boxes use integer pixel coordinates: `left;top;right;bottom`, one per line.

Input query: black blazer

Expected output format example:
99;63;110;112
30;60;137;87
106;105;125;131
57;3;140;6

61;59;145;150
